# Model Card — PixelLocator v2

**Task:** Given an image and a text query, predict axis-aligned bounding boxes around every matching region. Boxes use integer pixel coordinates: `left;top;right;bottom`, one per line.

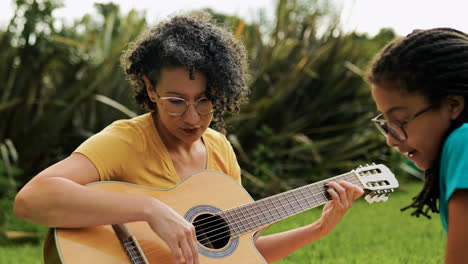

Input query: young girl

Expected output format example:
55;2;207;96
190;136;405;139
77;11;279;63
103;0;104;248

14;11;362;264
365;28;468;263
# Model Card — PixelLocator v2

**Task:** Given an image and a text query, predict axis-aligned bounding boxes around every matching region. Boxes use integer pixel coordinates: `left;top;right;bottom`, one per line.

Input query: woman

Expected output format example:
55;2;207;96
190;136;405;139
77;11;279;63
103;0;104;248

366;28;468;263
14;11;362;264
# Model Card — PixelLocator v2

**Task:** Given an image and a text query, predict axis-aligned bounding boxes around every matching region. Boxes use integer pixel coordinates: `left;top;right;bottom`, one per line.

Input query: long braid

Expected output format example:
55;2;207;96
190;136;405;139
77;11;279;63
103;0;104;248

365;28;468;218
400;157;441;218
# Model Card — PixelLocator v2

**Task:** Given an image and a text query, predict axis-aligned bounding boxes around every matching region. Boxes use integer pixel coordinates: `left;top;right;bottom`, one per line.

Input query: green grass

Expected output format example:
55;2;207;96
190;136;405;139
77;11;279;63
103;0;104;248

0;244;44;264
265;180;446;263
0;195;48;264
0;181;445;263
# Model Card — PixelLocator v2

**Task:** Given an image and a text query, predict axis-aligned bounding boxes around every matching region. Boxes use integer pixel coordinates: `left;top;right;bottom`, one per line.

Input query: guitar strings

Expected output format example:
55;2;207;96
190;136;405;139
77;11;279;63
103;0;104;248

136;177;362;250
193;178;363;247
134;178;366;258
130;169;386;262
133;178;360;259
190;176;362;237
190;174;360;231
122;243;147;264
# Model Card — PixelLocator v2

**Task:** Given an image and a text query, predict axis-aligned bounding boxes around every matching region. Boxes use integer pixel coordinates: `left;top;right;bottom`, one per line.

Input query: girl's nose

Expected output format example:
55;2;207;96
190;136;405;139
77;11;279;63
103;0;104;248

386;133;400;147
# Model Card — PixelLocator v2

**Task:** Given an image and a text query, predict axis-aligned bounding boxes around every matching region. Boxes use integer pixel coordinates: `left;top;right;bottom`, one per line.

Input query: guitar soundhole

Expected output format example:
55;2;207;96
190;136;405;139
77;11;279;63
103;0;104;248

193;213;230;249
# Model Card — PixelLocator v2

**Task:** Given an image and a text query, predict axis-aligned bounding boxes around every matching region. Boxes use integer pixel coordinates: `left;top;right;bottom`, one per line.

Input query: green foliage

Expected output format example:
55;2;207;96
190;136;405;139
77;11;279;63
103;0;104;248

0;0;145;185
0;139;21;229
0;139;46;246
346;28;397;69
0;139;21;196
215;0;403;198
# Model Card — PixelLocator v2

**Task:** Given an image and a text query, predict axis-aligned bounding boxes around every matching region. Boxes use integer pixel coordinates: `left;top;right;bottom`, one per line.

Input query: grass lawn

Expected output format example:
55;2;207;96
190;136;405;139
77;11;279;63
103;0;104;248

0;244;45;264
264;180;446;263
0;180;445;263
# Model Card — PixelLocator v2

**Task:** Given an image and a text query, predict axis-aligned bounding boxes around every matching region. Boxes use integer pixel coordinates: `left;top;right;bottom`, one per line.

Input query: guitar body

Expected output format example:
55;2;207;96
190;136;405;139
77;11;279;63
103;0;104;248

44;171;267;264
43;164;399;263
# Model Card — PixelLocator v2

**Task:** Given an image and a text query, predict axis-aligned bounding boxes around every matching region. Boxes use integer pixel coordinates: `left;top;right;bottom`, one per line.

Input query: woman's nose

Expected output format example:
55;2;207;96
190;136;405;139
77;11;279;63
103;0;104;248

182;103;201;124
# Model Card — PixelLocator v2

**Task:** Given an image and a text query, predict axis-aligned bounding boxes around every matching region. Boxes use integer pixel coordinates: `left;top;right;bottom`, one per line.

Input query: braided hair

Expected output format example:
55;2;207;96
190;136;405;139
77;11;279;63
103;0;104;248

365;28;468;218
120;11;250;133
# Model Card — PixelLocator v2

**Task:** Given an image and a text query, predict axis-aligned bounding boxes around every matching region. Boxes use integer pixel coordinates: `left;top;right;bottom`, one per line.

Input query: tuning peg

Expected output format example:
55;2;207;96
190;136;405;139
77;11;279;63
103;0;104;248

372;195;383;203
365;194;374;204
365;193;389;203
377;194;388;202
365;194;378;203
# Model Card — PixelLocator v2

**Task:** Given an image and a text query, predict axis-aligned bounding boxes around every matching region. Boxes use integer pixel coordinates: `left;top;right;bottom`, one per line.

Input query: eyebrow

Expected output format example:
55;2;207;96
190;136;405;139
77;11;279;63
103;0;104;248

163;91;207;98
382;106;408;115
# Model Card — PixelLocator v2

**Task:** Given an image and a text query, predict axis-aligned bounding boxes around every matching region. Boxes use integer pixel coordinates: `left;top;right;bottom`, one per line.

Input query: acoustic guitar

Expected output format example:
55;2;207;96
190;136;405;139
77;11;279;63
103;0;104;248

44;163;398;264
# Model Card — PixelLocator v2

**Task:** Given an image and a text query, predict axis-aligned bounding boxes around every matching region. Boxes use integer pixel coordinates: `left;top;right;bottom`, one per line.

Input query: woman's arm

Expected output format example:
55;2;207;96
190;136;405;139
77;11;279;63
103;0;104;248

254;180;363;263
14;153;199;264
445;189;468;264
14;153;154;227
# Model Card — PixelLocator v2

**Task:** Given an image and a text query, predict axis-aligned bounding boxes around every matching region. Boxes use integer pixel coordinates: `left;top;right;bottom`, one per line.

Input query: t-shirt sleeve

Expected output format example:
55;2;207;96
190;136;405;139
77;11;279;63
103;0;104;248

226;135;242;184
74;122;145;181
206;129;242;184
443;128;468;201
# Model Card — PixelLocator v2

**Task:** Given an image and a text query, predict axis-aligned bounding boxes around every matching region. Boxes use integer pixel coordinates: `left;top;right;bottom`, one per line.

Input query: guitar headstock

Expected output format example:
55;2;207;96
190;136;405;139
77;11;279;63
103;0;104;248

353;163;399;203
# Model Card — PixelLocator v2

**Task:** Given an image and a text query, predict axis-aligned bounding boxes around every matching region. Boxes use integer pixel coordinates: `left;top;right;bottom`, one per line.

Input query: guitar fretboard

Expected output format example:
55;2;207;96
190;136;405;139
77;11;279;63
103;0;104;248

218;171;363;237
112;224;149;264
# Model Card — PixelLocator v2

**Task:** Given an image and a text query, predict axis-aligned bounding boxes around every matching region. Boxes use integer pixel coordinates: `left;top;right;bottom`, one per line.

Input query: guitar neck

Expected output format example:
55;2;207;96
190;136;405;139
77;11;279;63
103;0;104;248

218;171;363;237
112;224;149;264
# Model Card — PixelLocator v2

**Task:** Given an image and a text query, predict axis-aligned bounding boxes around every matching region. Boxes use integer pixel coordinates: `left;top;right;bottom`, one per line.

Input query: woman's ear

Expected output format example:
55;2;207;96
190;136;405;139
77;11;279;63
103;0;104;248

143;76;157;102
447;95;465;120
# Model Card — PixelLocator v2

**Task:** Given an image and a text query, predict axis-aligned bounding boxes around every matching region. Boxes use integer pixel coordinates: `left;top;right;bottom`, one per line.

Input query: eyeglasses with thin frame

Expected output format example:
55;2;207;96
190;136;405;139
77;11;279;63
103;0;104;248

154;90;214;116
371;105;433;141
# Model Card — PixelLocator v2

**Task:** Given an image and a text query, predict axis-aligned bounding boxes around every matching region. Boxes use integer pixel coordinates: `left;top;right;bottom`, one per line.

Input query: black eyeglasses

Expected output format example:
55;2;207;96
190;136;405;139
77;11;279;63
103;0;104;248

371;105;433;141
155;90;214;116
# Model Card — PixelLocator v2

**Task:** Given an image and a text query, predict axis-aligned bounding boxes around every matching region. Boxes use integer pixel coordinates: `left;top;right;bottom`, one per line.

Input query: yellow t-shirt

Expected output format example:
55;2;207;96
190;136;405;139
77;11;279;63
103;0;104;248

74;113;241;189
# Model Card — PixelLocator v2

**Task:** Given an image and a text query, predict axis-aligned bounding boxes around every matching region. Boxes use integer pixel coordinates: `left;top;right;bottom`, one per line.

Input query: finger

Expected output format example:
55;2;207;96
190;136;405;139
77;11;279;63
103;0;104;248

168;240;182;264
337;181;356;205
189;226;200;264
340;180;364;200
326;182;346;202
354;185;365;199
179;239;194;264
326;185;341;206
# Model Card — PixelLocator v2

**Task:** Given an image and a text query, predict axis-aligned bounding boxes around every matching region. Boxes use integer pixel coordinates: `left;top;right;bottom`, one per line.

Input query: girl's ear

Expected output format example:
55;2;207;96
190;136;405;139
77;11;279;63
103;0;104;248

447;95;465;120
143;76;157;102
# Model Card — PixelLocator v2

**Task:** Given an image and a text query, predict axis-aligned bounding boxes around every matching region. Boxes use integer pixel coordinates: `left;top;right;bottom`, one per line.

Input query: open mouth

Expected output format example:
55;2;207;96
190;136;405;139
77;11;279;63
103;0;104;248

406;150;417;159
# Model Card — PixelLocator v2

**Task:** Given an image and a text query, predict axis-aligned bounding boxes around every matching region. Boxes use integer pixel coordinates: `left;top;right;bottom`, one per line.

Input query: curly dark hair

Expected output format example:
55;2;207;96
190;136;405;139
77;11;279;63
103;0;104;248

120;11;250;133
365;28;468;218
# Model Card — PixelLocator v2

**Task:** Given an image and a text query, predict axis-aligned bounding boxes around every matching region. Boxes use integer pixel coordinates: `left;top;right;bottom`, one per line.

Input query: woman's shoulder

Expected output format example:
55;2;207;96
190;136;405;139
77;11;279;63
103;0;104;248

107;113;151;130
204;128;226;140
88;113;153;150
203;128;232;147
101;113;152;137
